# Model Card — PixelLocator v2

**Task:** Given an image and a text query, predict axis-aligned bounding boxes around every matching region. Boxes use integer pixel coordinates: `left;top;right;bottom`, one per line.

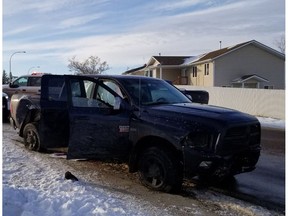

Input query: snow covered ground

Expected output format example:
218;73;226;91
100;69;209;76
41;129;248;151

2;125;166;216
257;117;285;130
2;117;285;216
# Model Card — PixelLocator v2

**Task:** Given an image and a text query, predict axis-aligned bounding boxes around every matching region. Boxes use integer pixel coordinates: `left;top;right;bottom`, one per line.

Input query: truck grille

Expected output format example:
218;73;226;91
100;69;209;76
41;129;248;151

220;123;261;151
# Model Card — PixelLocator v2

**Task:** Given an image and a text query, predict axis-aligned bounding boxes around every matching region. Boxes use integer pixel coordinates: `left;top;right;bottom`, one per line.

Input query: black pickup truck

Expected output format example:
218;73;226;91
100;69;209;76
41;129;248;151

10;74;261;192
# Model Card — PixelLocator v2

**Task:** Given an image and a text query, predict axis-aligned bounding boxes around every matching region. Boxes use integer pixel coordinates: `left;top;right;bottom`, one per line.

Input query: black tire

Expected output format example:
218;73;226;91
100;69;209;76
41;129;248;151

23;123;41;151
138;147;183;193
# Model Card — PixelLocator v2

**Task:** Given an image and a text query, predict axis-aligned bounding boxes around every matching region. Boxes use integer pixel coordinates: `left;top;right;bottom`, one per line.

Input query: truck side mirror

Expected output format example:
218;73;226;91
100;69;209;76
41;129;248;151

9;83;19;88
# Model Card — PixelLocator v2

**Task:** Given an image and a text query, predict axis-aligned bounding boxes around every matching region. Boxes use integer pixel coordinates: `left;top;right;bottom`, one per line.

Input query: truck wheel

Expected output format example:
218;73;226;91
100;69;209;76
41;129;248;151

138;147;182;193
23;123;41;152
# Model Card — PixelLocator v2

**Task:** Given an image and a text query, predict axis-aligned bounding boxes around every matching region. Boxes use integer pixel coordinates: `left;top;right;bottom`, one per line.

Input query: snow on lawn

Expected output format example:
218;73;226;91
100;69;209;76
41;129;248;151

2;126;166;216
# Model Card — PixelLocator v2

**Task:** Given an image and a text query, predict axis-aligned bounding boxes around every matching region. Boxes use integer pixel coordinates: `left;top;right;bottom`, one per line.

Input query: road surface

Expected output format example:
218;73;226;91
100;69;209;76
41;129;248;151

209;127;285;212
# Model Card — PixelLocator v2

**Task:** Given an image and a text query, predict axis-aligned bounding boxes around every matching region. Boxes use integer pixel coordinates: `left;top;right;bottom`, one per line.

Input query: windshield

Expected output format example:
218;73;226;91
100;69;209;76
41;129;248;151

120;78;191;106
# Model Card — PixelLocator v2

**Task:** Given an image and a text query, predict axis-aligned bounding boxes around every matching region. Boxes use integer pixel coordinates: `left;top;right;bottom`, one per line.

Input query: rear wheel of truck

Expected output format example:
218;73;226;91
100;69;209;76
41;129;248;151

23;123;41;152
138;147;182;193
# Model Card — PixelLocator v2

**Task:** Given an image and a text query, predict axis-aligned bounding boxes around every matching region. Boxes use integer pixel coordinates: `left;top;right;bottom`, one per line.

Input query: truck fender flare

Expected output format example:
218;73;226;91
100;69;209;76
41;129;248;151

19;108;40;137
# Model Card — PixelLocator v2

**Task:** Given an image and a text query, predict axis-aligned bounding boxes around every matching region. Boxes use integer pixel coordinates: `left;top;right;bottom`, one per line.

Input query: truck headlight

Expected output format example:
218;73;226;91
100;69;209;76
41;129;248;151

185;131;219;150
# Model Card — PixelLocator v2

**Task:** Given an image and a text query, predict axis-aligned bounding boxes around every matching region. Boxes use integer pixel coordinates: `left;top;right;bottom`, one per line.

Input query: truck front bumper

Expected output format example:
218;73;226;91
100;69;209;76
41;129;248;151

183;146;261;179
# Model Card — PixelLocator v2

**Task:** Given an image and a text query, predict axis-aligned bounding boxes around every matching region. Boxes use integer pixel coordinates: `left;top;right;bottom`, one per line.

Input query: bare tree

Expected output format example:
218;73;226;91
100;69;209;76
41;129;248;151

274;35;285;54
68;56;110;75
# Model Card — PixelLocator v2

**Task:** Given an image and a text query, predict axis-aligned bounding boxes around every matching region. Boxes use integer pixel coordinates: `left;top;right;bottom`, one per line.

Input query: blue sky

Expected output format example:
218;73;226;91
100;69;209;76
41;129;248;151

2;0;285;77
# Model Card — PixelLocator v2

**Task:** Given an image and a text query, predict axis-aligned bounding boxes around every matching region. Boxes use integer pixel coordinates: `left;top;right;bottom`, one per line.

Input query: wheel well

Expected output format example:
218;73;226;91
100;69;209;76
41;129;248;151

129;136;183;173
19;109;40;137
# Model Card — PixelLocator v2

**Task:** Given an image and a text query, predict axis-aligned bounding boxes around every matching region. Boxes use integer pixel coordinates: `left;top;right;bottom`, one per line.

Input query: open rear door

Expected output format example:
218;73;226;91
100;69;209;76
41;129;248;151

39;75;70;149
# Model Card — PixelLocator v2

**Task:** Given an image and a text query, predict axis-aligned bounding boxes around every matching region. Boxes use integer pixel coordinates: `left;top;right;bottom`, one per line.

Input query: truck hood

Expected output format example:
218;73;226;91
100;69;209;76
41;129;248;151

143;103;258;126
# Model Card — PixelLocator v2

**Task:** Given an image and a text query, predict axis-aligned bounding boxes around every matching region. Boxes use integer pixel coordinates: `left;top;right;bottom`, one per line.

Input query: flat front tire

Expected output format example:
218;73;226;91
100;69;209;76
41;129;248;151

138;147;182;193
23;123;41;152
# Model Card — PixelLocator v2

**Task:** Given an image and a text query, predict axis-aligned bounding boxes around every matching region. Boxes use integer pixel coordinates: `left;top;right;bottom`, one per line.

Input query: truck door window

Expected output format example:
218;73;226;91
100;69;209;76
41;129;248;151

45;76;66;101
13;77;28;87
70;79;100;107
29;77;42;86
96;80;125;107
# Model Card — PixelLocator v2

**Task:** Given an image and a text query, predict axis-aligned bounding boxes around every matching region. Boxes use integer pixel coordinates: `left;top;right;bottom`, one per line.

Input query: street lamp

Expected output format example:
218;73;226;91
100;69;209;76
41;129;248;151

27;66;40;74
9;51;26;79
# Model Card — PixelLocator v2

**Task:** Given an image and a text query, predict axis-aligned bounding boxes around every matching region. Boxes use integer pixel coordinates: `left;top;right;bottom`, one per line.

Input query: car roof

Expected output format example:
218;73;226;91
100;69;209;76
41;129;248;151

42;74;164;82
83;74;162;81
16;73;50;78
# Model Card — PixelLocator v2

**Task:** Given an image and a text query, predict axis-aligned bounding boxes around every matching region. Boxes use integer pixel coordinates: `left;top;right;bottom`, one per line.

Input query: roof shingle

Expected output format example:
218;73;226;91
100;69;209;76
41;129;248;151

152;56;190;65
194;41;250;63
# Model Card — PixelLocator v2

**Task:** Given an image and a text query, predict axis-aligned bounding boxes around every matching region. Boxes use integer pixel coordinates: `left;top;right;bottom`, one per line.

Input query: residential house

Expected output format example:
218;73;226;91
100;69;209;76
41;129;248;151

123;40;285;89
123;56;190;84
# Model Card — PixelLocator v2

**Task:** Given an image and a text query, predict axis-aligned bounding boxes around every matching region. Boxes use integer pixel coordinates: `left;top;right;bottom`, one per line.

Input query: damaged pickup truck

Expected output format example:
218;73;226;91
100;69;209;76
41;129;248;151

10;74;261;192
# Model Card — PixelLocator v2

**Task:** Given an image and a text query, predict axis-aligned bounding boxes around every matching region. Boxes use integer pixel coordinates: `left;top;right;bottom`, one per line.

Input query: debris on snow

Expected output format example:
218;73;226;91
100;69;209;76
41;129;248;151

65;171;79;182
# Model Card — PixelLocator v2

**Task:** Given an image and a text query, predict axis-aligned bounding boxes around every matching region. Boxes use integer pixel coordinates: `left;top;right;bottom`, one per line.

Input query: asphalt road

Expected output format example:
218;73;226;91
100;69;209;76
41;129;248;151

210;127;285;212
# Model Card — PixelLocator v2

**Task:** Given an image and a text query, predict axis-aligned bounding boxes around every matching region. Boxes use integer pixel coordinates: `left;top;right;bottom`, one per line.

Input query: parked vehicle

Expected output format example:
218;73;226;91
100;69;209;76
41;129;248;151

179;89;209;104
10;74;261;192
164;80;209;104
2;73;46;98
2;92;9;122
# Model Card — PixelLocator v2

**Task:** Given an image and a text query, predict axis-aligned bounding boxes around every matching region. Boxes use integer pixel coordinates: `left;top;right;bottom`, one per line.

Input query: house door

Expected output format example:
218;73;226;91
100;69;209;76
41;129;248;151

197;70;204;86
181;69;188;84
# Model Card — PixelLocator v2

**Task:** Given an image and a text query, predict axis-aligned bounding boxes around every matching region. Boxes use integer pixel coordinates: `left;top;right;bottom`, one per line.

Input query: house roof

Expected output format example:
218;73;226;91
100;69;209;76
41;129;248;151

122;64;146;75
232;74;269;83
122;56;190;74
149;56;191;66
194;41;248;63
189;40;285;64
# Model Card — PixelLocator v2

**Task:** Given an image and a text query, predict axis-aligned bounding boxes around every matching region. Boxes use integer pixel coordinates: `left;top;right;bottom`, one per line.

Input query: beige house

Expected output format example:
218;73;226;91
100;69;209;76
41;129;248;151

123;40;285;89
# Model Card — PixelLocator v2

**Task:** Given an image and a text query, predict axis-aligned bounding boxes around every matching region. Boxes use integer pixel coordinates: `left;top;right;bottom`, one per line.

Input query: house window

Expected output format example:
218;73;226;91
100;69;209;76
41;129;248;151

264;85;274;89
145;70;152;77
192;66;197;77
204;64;209;75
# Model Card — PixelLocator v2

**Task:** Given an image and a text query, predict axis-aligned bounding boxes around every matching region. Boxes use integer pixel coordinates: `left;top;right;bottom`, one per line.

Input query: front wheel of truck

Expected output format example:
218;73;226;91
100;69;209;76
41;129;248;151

138;147;182;193
23;123;41;152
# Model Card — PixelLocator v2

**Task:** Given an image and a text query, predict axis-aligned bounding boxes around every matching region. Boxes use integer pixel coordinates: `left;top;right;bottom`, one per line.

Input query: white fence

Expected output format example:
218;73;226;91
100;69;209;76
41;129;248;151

176;85;285;120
